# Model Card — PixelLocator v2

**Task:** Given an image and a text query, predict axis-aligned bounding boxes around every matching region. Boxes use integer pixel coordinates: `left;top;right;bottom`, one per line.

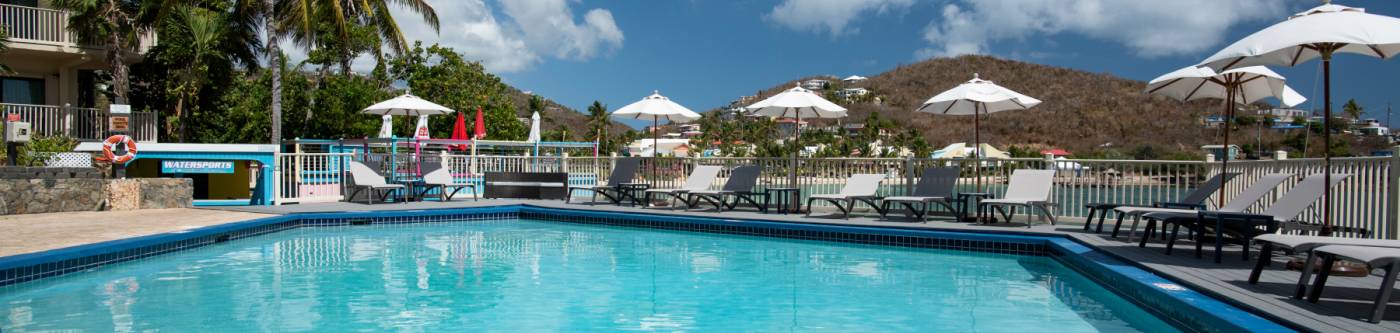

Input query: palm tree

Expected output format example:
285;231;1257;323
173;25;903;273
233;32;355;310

165;6;228;142
1343;99;1364;122
0;27;11;73
53;0;145;104
587;101;610;151
261;0;439;145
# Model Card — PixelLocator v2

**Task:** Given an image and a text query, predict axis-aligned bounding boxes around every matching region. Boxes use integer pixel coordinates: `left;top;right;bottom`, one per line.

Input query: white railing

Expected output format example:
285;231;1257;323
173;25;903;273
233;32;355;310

0;103;158;141
269;151;1400;238
273;153;351;205
1;4;69;45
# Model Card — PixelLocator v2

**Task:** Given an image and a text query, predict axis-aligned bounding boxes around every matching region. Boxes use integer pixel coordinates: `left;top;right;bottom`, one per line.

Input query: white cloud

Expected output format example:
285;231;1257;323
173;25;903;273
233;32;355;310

918;0;1290;59
768;0;914;37
385;0;623;72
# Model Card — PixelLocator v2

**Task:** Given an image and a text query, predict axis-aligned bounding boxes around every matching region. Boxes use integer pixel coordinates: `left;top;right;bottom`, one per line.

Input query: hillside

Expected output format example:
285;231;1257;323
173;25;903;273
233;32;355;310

729;55;1384;158
503;87;631;141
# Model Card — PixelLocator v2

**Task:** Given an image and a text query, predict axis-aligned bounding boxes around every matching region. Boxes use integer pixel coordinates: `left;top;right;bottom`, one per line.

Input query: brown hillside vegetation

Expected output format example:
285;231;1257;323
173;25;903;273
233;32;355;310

504;87;630;140
748;55;1227;157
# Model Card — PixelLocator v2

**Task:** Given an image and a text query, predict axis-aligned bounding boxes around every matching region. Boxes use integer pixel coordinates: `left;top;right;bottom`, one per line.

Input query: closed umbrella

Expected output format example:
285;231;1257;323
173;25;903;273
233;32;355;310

527;112;542;143
916;73;1040;191
472;107;486;139
1198;1;1400;231
450;112;468;151
1146;65;1306;207
745;85;848;200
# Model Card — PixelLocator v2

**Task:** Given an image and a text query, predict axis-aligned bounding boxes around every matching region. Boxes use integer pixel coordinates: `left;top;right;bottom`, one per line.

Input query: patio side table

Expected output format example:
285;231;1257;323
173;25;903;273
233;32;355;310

764;188;801;214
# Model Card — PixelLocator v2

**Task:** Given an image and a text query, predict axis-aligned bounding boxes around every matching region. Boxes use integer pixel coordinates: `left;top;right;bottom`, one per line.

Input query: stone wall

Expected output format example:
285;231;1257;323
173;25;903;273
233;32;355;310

0;179;106;214
105;178;193;211
0;167;193;215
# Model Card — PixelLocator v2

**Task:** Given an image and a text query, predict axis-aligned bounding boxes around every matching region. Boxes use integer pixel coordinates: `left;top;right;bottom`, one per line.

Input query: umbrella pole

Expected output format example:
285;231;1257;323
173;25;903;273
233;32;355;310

974;102;982;193
790;109;801;212
1219;83;1234;209
1322;54;1333;234
653;117;659;186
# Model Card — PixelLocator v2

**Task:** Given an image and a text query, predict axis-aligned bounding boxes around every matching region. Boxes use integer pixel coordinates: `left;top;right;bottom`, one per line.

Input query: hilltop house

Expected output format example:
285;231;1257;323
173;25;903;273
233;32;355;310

1;1;159;141
837;87;870;101
801;79;828;90
842;75;867;84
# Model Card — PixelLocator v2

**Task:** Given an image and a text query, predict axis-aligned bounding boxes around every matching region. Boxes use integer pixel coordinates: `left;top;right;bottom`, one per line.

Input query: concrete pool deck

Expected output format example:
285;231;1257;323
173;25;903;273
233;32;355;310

1;200;1393;332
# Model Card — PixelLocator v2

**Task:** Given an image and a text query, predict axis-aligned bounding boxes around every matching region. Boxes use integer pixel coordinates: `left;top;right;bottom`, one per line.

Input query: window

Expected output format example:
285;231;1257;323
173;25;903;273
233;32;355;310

1;77;45;104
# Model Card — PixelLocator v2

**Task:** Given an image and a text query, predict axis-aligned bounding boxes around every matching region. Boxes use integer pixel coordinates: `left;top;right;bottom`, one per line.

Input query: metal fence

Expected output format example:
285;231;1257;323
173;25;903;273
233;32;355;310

269;150;1399;239
1;103;158;141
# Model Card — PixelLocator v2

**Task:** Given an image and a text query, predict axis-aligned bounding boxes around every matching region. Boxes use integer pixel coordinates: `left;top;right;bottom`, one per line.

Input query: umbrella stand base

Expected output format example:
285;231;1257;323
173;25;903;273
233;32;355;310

1285;258;1370;277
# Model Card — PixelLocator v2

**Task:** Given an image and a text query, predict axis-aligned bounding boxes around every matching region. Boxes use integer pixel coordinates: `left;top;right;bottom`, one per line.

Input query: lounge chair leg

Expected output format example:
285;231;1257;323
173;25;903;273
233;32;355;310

1294;251;1319;299
1308;254;1338;303
1194;223;1205;259
1139;219;1155;248
1096;210;1110;233
1249;243;1273;284
1084;208;1097;231
1369;264;1398;323
1111;214;1126;238
1167;224;1183;255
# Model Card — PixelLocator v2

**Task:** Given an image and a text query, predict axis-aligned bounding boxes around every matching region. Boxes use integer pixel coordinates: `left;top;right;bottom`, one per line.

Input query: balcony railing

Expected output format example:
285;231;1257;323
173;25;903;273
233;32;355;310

1;3;156;51
1;103;157;142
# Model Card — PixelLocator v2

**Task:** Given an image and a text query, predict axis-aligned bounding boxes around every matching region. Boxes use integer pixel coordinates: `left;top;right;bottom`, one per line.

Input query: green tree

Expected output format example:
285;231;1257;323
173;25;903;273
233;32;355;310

587;101;613;152
0;27;10;73
390;43;523;140
1343;99;1364;121
161;6;228;142
53;0;147;104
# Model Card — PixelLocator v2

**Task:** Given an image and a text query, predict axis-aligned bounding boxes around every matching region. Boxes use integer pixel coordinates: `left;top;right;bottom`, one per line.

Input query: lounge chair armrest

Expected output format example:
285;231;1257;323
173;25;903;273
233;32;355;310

1153;201;1209;209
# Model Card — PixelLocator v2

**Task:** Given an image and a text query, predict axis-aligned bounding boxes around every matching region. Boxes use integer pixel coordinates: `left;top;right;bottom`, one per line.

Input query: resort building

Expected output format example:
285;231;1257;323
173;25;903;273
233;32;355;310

1;1;159;141
1357;119;1391;137
842;75;867;84
801;79;828;90
625;138;691;157
1258;108;1310;123
836;87;870;101
1201;144;1242;161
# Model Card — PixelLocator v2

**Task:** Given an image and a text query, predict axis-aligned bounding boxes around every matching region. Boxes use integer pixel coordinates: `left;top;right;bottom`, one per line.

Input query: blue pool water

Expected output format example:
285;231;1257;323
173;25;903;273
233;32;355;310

0;220;1181;332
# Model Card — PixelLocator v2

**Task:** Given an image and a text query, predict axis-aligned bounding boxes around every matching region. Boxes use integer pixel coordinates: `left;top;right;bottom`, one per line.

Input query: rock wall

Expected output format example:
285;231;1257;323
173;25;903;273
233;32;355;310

0;167;193;215
0;179;106;214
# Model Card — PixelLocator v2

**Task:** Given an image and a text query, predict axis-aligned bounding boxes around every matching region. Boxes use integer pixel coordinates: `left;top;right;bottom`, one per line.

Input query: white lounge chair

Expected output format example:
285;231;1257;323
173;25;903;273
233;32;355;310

1305;245;1400;323
347;161;405;204
806;174;886;219
643;165;722;209
879;167;959;221
1151;173;1350;263
418;164;477;201
978;169;1057;227
1112;173;1291;242
1251;234;1400;299
687;165;765;212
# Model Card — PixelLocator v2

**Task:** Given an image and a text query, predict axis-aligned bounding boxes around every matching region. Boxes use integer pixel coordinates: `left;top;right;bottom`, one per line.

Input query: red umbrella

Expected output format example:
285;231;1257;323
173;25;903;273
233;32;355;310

472;107;487;139
450;112;469;151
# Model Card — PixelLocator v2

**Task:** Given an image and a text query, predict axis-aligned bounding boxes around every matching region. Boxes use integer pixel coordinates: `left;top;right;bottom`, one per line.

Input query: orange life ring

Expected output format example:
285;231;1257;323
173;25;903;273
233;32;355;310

103;135;137;164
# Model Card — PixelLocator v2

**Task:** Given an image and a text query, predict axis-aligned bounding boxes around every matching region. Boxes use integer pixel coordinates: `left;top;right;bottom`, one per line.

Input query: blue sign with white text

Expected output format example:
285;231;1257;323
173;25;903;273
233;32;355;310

162;160;235;174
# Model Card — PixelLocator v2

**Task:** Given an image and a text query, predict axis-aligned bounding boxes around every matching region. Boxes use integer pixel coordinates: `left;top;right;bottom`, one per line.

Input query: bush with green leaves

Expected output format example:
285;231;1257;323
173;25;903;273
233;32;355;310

0;135;80;166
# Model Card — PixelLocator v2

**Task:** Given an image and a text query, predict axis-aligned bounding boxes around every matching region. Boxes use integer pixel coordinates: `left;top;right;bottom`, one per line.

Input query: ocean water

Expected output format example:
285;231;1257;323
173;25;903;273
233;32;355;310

0;220;1181;332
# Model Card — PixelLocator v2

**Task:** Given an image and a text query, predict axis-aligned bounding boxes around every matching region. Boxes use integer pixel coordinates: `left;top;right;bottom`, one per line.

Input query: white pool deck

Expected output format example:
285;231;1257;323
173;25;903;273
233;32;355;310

1;200;1394;332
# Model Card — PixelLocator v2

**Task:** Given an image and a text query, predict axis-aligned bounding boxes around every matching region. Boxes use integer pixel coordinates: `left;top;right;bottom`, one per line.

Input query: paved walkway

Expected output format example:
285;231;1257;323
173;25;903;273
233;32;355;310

8;200;1392;332
0;208;273;257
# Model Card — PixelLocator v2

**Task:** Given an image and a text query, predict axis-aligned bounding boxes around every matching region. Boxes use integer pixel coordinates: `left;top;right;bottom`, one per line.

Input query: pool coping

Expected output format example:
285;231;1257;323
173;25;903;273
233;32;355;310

0;204;1291;332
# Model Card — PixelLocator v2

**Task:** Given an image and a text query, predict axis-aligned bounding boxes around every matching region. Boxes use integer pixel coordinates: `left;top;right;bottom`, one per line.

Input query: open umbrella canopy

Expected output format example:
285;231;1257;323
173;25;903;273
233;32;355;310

362;94;455;116
1146;66;1307;107
745;85;847;119
611;91;702;122
1198;2;1400;70
915;73;1042;115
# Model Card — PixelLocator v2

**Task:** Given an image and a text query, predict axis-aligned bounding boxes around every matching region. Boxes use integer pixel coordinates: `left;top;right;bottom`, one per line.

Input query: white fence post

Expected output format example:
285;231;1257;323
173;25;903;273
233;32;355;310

1389;146;1400;239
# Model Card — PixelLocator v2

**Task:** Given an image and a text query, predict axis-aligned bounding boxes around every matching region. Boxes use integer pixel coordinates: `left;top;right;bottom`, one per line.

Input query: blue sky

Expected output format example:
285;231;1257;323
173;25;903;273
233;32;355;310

386;0;1400;128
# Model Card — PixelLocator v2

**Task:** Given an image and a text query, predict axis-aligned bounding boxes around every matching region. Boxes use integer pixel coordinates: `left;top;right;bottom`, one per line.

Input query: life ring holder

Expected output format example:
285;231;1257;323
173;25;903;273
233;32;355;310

103;135;138;164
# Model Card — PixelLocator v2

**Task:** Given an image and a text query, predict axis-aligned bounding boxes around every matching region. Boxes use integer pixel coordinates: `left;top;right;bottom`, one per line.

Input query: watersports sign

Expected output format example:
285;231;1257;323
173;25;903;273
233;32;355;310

162;160;235;174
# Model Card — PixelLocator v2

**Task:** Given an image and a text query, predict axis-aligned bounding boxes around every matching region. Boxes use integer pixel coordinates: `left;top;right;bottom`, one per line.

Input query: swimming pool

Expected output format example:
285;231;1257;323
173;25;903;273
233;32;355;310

0;206;1289;332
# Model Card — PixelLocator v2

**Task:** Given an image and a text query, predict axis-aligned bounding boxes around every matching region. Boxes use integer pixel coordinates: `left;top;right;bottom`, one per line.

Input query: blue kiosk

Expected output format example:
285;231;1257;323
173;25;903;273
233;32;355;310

75;143;277;206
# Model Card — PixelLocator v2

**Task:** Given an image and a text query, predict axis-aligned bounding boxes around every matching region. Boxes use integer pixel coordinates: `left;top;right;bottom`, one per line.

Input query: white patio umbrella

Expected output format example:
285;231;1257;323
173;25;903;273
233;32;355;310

1146;65;1307;207
362;93;455;116
526;112;542;143
612;90;702;157
745;84;849;193
916;73;1041;191
1198;1;1400;231
612;91;702;183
